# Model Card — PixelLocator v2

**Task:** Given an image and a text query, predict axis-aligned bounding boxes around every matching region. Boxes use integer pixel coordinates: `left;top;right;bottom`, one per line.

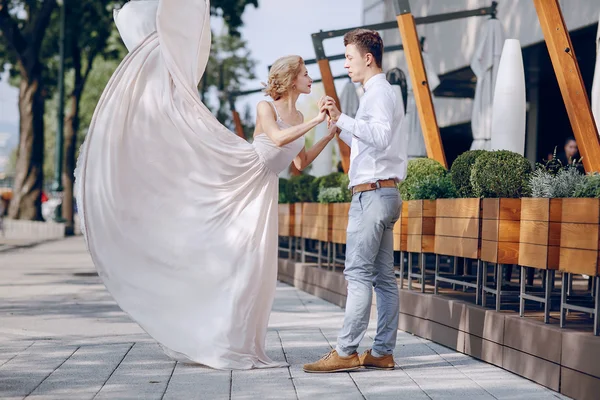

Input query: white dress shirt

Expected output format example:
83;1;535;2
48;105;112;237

336;73;407;188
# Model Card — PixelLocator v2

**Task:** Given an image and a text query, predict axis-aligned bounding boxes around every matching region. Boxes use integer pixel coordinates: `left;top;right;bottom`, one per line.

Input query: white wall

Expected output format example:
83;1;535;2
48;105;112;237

378;0;600;75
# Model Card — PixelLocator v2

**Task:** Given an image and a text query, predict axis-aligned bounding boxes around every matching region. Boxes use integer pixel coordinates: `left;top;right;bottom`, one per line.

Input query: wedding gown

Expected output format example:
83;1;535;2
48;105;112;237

74;0;305;370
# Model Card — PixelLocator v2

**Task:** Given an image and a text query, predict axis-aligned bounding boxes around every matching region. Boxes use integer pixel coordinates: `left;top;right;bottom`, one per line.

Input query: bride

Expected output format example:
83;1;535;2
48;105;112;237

75;0;337;369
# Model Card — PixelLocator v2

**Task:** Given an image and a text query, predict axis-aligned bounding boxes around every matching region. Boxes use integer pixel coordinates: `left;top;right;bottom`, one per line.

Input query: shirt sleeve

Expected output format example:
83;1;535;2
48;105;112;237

335;85;397;151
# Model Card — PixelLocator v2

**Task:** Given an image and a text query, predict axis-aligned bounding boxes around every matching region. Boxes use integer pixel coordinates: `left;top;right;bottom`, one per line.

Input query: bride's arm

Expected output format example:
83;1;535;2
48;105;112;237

293;123;338;171
256;101;326;147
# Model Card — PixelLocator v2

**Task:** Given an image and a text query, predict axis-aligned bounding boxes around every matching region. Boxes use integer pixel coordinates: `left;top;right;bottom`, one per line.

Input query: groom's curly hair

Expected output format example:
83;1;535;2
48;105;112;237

343;29;384;68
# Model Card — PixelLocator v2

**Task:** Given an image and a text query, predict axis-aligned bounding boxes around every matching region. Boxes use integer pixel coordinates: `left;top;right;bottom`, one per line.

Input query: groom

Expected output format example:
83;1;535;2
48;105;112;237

304;28;406;373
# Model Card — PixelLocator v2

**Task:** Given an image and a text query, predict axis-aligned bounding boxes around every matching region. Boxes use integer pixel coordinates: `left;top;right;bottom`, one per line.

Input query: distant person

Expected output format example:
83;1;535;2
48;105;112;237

557;137;584;173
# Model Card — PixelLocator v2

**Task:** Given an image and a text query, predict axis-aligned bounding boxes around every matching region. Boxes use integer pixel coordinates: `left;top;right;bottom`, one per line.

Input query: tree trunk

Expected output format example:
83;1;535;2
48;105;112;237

8;76;45;220
62;93;80;235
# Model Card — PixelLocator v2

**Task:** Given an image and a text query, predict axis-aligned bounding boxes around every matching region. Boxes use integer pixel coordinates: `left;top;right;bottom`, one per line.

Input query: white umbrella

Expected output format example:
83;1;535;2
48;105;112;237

470;18;506;150
490;39;526;155
402;52;440;159
591;11;600;133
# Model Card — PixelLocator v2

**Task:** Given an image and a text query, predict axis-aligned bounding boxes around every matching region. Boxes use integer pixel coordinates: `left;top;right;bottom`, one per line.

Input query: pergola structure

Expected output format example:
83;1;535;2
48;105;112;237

230;0;600;174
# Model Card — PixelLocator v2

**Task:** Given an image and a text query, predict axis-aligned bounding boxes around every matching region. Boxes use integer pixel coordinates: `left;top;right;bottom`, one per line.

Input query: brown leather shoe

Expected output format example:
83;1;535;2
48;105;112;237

359;349;395;370
303;350;361;373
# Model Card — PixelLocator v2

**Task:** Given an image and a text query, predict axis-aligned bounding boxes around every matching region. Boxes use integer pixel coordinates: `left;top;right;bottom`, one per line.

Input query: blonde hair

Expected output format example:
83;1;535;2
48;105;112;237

263;55;304;100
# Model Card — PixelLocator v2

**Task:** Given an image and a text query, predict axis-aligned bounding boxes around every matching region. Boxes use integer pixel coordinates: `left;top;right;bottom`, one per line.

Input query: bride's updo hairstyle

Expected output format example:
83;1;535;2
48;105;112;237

263;55;304;100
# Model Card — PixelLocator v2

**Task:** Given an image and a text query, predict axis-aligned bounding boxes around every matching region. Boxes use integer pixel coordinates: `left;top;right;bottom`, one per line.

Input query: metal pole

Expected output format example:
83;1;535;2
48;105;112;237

53;0;66;221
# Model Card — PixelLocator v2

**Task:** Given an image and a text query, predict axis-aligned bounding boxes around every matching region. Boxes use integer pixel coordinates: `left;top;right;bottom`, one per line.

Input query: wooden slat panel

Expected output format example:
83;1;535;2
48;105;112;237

482;198;499;220
407;200;423;218
533;0;600;173
422;217;436;236
498;220;520;243
395;14;447;167
407;218;423;235
561;198;600;223
560;223;600;251
560;248;598;276
519;220;549;246
499;198;521;221
422;235;435;253
481;219;499;242
481;240;498;263
519;243;549;269
520;198;549;221
435;198;480;218
407;234;422;253
434;236;479;259
293;203;302;237
423;200;436;218
497;241;519;264
435;217;480;239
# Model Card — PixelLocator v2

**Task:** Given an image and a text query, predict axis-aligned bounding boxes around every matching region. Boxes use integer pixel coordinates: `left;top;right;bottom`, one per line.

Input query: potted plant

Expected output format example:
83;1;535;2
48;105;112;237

558;172;600;334
435;150;487;260
317;173;352;245
471;150;531;265
278;178;294;238
399;158;448;291
287;174;315;241
519;163;585;322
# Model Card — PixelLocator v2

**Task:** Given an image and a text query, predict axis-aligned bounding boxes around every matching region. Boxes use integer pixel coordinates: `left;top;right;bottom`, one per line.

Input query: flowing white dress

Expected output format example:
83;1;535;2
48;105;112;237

74;0;305;370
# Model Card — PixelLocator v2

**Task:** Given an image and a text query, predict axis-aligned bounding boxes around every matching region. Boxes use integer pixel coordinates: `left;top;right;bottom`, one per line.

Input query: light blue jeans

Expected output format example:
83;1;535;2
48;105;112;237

336;187;401;357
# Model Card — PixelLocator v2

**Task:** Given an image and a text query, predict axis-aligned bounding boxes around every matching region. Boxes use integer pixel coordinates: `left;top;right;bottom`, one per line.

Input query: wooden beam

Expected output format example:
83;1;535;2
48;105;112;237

533;0;600;172
395;5;447;168
317;59;351;173
231;109;246;139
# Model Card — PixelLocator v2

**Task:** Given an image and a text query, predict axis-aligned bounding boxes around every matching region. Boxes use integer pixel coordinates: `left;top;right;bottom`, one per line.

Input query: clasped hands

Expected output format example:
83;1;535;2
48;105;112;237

317;95;341;140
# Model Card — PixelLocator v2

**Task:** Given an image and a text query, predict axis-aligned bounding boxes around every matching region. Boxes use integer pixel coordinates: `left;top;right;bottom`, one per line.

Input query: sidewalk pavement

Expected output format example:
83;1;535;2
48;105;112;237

0;237;570;399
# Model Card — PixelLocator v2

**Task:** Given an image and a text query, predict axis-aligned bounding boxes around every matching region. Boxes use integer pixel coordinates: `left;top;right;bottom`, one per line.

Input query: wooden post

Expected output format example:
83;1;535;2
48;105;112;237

231;109;246;139
394;0;447;168
533;0;600;172
315;56;351;173
229;97;246;140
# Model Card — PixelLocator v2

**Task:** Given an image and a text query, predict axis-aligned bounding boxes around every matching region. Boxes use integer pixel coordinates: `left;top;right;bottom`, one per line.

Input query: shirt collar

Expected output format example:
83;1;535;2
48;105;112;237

363;73;386;92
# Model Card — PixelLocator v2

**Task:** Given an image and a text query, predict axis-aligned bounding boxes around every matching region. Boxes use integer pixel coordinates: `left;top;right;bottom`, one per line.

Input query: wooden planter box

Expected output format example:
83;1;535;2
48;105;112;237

278;203;295;237
393;202;409;252
301;203;330;242
434;198;481;259
518;198;562;270
480;198;521;264
559;198;600;276
407;200;436;253
330;203;350;244
292;202;303;237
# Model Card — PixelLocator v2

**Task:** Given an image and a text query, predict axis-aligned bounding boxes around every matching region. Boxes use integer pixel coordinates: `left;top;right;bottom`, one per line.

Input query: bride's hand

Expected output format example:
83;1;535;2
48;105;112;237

313;105;328;123
326;123;340;140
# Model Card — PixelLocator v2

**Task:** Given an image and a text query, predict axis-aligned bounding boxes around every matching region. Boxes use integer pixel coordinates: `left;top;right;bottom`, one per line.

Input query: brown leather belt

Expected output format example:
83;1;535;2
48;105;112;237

351;179;398;195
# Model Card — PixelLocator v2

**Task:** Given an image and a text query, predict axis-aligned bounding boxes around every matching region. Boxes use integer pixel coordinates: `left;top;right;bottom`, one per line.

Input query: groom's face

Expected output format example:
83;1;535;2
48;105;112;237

344;44;368;84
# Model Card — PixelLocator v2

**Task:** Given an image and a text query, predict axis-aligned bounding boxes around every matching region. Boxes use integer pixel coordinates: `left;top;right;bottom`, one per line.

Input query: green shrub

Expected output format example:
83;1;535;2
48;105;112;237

529;166;585;198
318;187;348;203
450;150;487;198
470;150;532;198
287;174;316;203
399;158;446;201
310;172;351;203
278;178;289;203
408;174;457;200
573;173;600;198
309;176;325;202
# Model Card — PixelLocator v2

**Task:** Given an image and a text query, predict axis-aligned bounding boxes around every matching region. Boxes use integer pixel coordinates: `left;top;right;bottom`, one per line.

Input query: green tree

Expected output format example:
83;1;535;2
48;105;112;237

200;32;256;129
0;0;58;220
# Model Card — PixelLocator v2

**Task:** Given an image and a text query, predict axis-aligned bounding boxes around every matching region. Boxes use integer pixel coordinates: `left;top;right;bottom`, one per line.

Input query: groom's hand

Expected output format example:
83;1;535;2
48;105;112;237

324;99;341;123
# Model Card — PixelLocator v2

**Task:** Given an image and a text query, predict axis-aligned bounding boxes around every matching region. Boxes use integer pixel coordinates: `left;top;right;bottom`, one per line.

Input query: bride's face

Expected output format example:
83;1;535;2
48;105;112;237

293;64;313;95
